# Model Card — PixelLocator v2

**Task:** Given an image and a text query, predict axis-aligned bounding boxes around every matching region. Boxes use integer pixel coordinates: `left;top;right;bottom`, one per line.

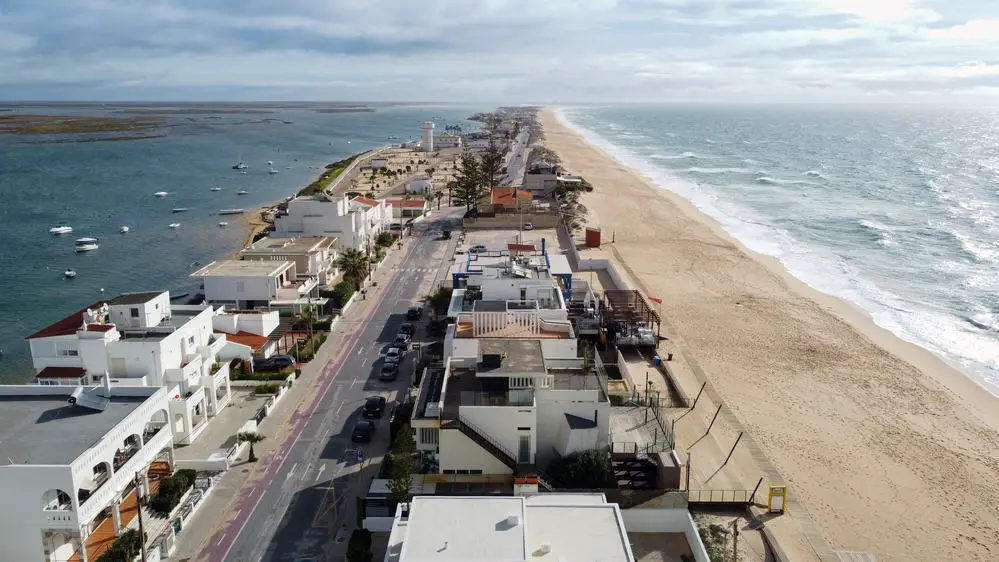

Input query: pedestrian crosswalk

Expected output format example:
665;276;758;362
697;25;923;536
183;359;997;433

391;267;437;273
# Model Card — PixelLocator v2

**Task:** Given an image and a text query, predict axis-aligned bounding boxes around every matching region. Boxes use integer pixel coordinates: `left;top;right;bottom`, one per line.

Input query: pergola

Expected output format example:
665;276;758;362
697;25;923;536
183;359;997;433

603;290;662;339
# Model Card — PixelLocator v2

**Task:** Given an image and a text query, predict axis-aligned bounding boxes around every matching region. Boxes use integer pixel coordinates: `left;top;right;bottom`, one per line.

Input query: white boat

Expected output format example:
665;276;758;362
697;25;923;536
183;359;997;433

210;187;222;192
74;238;99;252
232;161;247;170
49;225;73;235
168;223;180;229
218;208;245;215
218;221;228;227
154;191;168;197
237;190;249;195
64;269;77;278
119;226;130;234
240;170;247;175
266;160;273;166
268;169;279;174
172;208;188;213
285;166;292;169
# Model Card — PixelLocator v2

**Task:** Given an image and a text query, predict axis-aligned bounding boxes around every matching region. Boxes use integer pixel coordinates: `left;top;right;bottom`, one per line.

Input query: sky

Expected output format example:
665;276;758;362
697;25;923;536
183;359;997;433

0;0;997;102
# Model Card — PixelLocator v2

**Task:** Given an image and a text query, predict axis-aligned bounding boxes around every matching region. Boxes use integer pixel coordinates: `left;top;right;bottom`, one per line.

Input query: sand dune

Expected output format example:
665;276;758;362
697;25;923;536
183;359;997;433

540;109;999;561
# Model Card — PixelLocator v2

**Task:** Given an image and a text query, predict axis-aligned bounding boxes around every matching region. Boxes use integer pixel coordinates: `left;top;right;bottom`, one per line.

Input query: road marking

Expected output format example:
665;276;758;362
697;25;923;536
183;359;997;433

356;346;365;355
286;462;299;480
315;464;326;481
216;534;226;546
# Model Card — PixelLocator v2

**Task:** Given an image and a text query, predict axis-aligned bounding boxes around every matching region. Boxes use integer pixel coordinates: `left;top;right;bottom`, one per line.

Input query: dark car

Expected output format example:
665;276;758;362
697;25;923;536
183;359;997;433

399;322;415;336
254;354;295;372
362;396;387;418
379;362;399;381
351;420;375;442
406;306;423;320
393;333;412;349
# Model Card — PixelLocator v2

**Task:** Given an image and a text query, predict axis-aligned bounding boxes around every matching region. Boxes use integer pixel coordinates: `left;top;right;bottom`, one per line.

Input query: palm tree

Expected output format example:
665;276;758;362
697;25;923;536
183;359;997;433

337;248;369;286
237;431;265;462
434;191;445;210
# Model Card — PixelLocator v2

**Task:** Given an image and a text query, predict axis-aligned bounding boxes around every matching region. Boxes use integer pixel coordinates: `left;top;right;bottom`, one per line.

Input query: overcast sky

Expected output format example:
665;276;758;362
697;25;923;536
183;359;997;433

0;0;996;102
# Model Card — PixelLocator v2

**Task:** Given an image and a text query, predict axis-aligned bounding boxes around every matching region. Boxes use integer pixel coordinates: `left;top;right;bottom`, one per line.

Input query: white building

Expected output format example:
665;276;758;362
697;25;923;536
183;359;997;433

406;177;433;195
468;138;491;150
273;194;391;251
387;199;431;227
240;235;338;287
385;494;637;562
191;260;324;312
435;133;461;149
0;385;174;562
421;121;435;152
26;292;232;446
211;308;281;359
413;251;607;479
371;158;389;169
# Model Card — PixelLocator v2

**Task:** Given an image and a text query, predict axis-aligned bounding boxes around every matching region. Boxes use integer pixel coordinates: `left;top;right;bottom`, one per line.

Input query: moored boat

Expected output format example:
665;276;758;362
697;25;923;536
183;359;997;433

172;208;189;213
120;226;130;233
64;269;77;278
74;238;99;252
153;191;168;197
168;223;180;229
218;208;245;215
49;225;73;235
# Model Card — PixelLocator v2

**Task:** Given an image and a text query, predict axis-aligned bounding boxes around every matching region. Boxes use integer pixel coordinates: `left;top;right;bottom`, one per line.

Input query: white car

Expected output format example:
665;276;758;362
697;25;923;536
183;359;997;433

523;222;534;230
469;244;488;253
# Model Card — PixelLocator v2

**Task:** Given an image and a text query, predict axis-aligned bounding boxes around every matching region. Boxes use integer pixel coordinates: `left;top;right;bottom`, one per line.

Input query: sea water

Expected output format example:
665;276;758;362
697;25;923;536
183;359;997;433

0;104;485;382
559;104;999;392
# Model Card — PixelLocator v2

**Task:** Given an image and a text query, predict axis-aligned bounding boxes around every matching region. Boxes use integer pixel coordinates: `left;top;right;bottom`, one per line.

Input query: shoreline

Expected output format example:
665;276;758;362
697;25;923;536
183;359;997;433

540;108;999;560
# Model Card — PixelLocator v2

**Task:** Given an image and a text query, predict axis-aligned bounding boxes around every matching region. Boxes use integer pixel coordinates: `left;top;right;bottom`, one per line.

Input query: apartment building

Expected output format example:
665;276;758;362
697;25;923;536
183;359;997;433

239;235;338;287
26;292;231;445
272;194;391;251
0;385;173;562
191;259;325;313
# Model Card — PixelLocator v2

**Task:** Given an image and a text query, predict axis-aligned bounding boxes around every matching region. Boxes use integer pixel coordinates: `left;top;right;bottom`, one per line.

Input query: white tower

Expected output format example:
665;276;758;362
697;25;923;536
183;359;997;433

421;121;435;152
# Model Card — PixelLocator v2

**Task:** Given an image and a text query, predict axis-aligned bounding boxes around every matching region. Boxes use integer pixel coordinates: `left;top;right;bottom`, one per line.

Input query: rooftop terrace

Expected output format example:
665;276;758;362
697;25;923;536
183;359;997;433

191;259;295;278
241;235;336;255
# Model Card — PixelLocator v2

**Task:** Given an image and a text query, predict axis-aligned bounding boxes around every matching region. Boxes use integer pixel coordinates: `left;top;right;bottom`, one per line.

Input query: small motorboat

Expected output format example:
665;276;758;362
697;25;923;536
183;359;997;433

268;169;279;174
64;269;77;278
237;190;249;195
120;226;130;234
153;191;168;197
218;221;228;227
285;166;292;170
168;223;180;229
240;170;247;175
172;208;189;213
266;160;273;166
232;161;247;170
218;208;245;215
74;238;99;252
49;225;73;235
210;187;222;192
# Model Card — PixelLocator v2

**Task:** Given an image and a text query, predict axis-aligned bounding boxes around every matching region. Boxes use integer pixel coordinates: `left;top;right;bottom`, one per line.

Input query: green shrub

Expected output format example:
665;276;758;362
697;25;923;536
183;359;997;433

254;383;281;394
290;333;327;363
251;229;271;243
546;449;610;489
94;529;146;562
332;280;357;308
375;232;395;247
149;470;196;515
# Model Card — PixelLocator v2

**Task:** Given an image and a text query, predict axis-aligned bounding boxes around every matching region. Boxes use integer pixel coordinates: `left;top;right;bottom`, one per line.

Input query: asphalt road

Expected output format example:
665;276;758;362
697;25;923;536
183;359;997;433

502;129;531;186
203;208;463;562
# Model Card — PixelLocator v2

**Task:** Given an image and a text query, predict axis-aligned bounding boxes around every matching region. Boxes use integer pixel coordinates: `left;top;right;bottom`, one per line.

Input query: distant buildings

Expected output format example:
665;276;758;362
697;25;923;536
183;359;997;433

406;177;433;195
387;199;431;226
0;385;173;562
435;133;462;149
26;291;232;446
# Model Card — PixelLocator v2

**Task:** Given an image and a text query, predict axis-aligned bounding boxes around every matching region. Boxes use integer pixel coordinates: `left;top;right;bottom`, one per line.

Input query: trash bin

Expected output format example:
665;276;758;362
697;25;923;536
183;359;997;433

653;356;661;366
667;352;674;361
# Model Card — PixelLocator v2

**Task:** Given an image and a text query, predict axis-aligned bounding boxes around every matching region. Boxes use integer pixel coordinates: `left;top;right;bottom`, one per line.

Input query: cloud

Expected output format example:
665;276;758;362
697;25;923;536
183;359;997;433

0;0;996;101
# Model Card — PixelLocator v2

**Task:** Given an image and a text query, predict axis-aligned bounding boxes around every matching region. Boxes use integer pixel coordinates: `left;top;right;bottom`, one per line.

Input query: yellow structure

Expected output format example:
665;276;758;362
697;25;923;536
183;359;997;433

768;485;787;513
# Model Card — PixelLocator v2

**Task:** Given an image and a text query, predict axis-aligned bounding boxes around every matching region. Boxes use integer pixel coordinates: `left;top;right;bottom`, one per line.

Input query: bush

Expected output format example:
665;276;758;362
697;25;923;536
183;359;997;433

149;470;196;515
546;449;610;489
251;228;272;243
94;529;146;562
332;280;357;308
290;333;327;362
254;383;281;394
375;231;395;248
347;528;373;562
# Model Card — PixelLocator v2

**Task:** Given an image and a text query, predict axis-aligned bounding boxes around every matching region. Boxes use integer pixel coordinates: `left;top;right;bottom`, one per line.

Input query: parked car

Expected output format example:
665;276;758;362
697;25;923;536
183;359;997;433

406;306;423;320
253;354;295;372
351;420;375;442
523;222;534;230
379;362;399;381
385;347;404;364
394;333;412;349
362;396;387;418
399;322;415;336
469;244;488;254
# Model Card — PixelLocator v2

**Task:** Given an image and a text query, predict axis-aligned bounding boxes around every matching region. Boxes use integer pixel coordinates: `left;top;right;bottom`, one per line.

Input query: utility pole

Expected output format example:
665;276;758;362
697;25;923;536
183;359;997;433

732;518;739;561
134;471;147;562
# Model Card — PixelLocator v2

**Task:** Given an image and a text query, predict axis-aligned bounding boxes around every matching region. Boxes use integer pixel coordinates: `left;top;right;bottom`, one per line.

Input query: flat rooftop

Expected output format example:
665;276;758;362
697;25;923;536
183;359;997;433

191;259;294;278
479;339;545;375
107;292;165;306
0;388;157;465
241;235;335;255
392;495;633;562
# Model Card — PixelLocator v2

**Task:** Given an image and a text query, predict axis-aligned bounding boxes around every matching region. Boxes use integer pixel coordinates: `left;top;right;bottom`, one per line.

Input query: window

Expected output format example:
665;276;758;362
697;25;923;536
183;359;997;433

188;336;194;345
419;427;439;445
518;436;531;463
236;281;245;293
130;308;139;318
58;349;79;357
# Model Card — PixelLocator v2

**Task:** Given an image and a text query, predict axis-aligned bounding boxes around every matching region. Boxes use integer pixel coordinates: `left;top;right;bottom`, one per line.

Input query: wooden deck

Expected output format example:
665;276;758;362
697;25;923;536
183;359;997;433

68;487;140;562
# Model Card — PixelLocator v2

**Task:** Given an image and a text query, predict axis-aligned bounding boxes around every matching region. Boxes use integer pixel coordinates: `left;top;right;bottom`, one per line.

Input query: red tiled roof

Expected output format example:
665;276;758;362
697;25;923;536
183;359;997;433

26;301;107;340
86;324;117;332
352;197;380;207
35;366;87;379
491;187;532;207
508;243;536;252
225;331;269;351
387;200;427;208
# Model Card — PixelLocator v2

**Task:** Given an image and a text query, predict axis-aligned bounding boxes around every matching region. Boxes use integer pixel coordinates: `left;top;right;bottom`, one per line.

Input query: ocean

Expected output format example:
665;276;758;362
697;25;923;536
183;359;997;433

0;104;485;383
558;105;999;393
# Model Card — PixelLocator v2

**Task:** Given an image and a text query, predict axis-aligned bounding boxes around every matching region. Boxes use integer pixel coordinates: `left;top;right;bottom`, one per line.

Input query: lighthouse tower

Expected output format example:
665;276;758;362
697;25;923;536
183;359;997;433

421;121;435;152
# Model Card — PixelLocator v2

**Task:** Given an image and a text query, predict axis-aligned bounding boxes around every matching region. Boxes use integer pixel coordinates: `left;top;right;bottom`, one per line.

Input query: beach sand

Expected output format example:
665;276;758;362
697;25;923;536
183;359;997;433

540;109;999;561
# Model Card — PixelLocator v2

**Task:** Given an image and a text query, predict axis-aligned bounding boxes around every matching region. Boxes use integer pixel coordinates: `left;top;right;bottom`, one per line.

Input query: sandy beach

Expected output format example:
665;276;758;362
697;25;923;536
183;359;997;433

540;109;999;561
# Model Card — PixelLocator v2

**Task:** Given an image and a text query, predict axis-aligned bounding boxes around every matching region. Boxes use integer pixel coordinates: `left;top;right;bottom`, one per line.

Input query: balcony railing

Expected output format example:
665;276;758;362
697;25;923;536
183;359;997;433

113;444;140;471
459;389;534;407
